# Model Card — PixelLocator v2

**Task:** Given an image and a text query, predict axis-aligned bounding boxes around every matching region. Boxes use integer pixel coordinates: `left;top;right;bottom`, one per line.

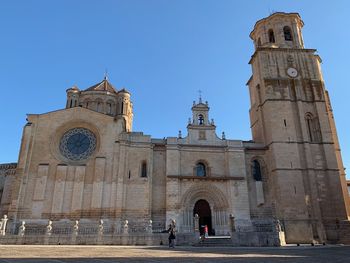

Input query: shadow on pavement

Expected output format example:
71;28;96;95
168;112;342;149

0;246;349;263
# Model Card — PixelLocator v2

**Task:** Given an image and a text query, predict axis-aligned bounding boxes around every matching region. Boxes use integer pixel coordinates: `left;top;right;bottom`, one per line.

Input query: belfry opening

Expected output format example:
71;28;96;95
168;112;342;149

193;199;213;236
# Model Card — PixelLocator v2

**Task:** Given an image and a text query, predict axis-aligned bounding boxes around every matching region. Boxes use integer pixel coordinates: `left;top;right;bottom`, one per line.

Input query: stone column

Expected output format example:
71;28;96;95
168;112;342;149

194;214;200;240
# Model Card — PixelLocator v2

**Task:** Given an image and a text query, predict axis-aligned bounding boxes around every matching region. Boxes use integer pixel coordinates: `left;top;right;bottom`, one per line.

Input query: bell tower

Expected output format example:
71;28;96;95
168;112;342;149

186;97;217;142
248;12;350;243
191;97;210;126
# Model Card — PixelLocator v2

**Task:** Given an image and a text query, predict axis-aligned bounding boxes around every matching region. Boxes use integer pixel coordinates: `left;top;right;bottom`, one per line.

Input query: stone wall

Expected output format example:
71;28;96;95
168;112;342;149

0;163;17;215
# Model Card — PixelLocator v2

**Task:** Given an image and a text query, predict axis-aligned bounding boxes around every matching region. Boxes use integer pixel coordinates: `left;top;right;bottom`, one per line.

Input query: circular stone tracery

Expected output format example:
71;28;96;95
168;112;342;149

59;128;96;161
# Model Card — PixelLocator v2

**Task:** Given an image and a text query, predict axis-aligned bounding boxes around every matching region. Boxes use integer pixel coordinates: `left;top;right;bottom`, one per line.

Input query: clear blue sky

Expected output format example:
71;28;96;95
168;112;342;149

0;0;349;178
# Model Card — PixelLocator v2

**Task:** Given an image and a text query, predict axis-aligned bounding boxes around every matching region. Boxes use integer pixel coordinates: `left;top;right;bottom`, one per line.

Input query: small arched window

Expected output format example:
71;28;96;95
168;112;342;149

107;103;111;114
121;102;124;114
252;160;262;181
141;162;147;178
305;114;314;142
96;101;102;112
256;84;261;104
198;114;204;125
196;162;206;177
268;29;275;43
283;26;293;41
305;113;321;142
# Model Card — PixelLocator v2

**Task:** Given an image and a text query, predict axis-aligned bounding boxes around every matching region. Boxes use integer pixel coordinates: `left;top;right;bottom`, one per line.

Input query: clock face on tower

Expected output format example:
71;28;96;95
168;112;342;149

59;128;96;161
287;67;298;78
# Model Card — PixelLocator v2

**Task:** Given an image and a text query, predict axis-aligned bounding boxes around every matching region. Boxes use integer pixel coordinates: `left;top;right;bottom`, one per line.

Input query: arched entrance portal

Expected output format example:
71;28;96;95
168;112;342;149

193;199;213;235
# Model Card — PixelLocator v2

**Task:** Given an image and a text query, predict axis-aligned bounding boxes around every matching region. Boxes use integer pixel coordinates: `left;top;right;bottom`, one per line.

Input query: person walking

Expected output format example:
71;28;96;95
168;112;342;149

167;221;176;248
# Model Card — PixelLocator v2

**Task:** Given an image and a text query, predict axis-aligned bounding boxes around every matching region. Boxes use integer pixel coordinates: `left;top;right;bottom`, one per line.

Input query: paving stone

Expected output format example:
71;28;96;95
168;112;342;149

0;245;349;263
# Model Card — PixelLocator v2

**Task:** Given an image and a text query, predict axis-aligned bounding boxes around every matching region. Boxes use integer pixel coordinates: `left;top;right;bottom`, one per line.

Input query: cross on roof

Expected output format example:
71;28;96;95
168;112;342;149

198;89;202;103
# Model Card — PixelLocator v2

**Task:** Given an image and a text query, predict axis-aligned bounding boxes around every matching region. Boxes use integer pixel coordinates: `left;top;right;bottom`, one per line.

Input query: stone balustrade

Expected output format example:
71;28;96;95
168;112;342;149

0;217;197;246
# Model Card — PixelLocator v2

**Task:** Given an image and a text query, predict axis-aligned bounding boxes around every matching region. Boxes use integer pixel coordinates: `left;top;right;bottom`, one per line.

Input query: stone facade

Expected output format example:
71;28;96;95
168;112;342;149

0;12;349;245
0;163;17;216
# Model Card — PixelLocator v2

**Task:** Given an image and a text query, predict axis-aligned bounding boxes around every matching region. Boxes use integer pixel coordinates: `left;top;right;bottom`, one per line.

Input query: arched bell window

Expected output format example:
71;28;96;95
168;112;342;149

196;162;206;177
141;161;147;178
305;113;314;141
305;113;321;142
283;26;293;41
268;29;275;43
121;102;124;114
198;114;204;125
252;160;262;181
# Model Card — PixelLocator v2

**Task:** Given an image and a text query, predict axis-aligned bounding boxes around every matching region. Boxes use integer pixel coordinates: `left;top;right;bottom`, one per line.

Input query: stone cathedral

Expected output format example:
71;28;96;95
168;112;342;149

0;12;350;245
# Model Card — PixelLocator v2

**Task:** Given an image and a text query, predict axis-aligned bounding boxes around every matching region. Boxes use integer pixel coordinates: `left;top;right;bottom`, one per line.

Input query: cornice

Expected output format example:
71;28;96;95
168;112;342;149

248;47;317;65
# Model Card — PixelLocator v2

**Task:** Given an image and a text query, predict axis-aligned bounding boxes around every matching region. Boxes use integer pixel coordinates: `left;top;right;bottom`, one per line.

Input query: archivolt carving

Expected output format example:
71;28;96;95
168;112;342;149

180;184;229;210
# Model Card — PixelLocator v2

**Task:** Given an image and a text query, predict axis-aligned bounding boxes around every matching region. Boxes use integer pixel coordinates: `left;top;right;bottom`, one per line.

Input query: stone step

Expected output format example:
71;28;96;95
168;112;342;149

193;236;232;247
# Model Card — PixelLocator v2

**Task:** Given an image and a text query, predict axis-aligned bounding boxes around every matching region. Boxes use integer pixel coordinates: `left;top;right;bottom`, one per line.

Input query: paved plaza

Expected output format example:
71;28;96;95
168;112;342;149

0;245;349;263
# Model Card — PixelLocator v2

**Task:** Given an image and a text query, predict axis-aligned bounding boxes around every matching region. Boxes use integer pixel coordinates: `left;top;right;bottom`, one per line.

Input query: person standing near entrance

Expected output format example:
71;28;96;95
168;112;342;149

204;225;209;238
